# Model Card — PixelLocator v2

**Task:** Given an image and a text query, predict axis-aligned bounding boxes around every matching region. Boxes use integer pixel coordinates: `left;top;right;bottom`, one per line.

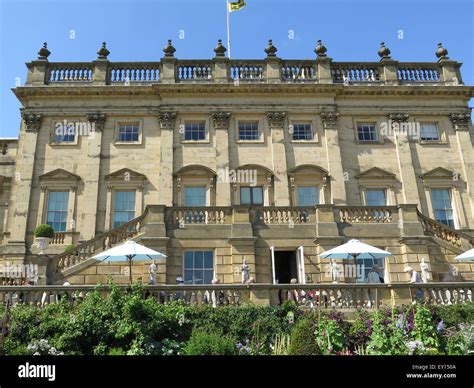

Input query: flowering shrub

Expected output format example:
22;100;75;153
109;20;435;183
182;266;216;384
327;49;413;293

26;339;64;356
2;285;472;356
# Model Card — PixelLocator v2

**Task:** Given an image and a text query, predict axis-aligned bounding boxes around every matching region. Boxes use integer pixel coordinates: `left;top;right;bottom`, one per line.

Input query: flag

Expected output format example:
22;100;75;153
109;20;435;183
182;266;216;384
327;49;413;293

228;0;246;12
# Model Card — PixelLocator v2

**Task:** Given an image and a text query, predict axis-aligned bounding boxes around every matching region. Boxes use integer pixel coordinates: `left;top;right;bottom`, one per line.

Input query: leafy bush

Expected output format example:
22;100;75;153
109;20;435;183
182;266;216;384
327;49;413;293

183;329;237;355
34;224;54;238
315;317;346;355
64;244;76;252
288;319;320;355
2;285;472;356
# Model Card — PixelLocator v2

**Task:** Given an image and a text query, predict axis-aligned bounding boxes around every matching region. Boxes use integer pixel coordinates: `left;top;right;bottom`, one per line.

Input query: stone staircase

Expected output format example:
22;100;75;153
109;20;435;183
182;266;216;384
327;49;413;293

417;210;474;254
49;208;149;282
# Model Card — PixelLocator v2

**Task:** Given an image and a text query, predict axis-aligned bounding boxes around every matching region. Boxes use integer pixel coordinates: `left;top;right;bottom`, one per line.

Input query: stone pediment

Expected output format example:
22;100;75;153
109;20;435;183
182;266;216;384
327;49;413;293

175;165;216;177
419;167;457;180
39;169;81;182
105;168;147;181
289;164;329;177
356;167;396;180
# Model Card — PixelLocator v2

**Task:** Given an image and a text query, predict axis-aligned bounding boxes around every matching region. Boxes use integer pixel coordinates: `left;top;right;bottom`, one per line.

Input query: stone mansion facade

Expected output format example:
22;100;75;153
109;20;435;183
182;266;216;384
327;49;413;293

0;39;473;286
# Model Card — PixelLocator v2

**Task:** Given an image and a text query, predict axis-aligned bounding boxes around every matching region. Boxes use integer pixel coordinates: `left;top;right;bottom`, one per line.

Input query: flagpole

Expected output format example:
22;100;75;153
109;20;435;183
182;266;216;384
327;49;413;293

226;1;231;59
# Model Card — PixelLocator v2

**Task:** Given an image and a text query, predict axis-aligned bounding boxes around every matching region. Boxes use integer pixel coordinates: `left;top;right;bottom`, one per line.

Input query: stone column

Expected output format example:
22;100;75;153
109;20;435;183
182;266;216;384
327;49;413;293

451;112;474;228
390;113;420;205
81;113;106;239
158;111;176;205
266;111;288;205
160;40;177;84
321;109;346;204
6;110;42;259
212;112;231;205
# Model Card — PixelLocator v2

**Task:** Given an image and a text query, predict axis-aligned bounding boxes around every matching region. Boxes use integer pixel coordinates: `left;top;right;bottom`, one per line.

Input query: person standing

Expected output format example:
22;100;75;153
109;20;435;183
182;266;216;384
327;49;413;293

404;266;424;301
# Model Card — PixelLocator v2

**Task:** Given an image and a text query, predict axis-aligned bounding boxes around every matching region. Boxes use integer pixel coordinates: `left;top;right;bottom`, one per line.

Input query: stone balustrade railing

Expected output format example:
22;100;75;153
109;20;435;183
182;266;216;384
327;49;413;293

27;50;463;86
254;207;315;224
169;207;231;225
417;210;474;248
53;208;148;272
51;232;66;245
338;206;394;223
1;282;472;309
331;62;382;83
109;62;162;83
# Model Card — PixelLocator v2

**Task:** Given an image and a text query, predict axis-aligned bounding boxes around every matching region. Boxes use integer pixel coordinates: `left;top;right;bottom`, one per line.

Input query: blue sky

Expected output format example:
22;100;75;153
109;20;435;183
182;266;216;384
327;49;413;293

0;0;472;137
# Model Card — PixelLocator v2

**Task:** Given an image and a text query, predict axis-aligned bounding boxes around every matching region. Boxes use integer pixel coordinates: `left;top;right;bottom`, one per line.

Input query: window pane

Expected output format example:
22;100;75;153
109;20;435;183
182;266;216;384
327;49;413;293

292;123;313;141
357;123;377;142
365;189;386;206
113;191;136;228
252;187;263;205
184;251;193;269
240;187;251;205
46;191;69;232
203;270;214;284
194;251;204;268
420;123;440;141
297;186;319;206
118;123;139;142
185;122;206;141
183;251;214;285
431;189;454;227
238;122;259;141
184;186;206;206
204;251;213;268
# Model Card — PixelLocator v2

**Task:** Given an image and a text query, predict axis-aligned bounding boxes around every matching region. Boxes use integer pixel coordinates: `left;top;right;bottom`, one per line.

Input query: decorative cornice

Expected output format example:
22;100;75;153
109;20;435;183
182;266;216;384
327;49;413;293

320;110;339;129
158;111;177;130
86;113;106;131
12;84;474;100
266;111;286;128
449;112;471;131
20;110;42;132
211;111;231;129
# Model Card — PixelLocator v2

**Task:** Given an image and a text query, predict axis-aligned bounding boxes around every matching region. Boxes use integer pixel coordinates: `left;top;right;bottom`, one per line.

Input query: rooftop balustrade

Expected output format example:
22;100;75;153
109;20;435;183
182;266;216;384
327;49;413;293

24;40;464;87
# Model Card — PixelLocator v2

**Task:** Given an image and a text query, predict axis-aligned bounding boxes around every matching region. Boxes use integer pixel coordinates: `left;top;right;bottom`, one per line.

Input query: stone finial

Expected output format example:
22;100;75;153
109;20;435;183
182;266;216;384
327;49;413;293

378;42;391;59
436;42;449;59
37;42;50;61
314;40;327;57
163;39;176;57
97;42;110;60
264;39;278;57
213;39;227;57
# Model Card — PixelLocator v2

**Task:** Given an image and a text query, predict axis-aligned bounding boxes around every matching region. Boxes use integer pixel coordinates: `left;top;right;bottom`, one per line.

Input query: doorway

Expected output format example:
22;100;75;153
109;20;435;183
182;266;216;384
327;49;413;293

271;246;306;284
273;251;297;284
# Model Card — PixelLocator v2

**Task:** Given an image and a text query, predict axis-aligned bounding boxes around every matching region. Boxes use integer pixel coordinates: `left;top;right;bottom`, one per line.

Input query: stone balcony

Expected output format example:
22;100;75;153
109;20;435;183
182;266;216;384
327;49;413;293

24;40;464;87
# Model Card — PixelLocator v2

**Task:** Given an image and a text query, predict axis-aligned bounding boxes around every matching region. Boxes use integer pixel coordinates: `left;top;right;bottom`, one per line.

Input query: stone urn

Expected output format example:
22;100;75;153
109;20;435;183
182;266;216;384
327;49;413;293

35;237;52;255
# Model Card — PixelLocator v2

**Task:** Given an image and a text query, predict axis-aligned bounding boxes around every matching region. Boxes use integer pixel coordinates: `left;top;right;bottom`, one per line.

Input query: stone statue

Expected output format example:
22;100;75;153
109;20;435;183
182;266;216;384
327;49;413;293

241;258;250;284
329;259;339;283
149;260;157;285
420;258;430;283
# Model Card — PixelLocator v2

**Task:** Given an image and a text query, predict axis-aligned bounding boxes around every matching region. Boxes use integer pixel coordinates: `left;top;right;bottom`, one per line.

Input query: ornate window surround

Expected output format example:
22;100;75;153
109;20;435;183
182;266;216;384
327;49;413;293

104;168;147;229
232;164;274;206
37;169;80;234
288;165;329;206
355;167;398;206
419;167;465;229
175;165;216;206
